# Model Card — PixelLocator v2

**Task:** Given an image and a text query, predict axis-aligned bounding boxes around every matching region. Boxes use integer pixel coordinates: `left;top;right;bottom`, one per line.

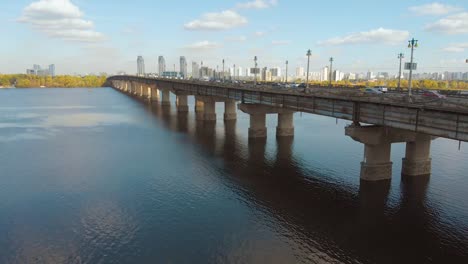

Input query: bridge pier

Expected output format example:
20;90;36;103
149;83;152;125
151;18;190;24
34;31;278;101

224;100;237;121
346;125;433;181
176;94;189;112
161;89;170;106
277;112;294;137
239;104;295;139
203;99;217;122
151;87;160;101
402;134;432;177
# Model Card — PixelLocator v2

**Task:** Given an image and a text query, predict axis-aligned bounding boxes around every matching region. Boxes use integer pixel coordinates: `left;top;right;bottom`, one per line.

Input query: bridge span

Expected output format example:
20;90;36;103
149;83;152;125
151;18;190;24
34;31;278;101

107;76;468;182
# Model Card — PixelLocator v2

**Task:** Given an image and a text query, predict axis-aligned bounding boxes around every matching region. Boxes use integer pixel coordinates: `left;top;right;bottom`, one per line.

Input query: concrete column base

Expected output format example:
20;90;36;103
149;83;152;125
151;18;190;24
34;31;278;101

161;101;170;106
360;162;393;181
177;105;189;112
224;113;237;121
196;112;204;121
276;127;294;137
249;127;267;138
204;113;216;121
402;158;431;177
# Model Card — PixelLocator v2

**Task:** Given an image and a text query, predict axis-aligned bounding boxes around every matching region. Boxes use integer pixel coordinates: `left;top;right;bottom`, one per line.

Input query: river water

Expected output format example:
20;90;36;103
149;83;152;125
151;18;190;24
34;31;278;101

0;88;467;264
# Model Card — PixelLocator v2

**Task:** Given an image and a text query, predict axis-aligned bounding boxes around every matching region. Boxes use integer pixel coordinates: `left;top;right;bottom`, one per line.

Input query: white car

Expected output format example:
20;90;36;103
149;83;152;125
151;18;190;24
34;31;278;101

373;86;388;93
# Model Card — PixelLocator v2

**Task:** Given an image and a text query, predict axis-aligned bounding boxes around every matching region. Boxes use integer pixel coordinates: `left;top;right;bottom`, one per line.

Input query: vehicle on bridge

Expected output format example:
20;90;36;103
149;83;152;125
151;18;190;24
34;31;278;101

422;90;446;99
364;88;383;94
373;85;388;93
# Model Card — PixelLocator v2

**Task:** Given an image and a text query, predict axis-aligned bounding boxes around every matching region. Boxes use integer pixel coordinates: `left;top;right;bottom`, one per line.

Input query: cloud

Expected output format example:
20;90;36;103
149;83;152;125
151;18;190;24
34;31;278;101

254;31;266;37
409;2;463;16
184;41;221;50
318;28;409;45
443;42;468;52
236;0;278;9
17;0;104;42
272;40;291;45
425;12;468;34
184;10;247;30
225;35;247;42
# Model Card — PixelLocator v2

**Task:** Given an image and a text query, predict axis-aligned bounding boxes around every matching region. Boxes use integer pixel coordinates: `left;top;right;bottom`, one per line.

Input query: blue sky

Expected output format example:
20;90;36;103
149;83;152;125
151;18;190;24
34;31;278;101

0;0;467;75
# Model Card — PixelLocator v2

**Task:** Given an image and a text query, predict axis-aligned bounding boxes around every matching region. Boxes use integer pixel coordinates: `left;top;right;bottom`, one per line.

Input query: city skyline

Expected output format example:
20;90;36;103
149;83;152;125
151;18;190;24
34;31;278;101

0;0;467;75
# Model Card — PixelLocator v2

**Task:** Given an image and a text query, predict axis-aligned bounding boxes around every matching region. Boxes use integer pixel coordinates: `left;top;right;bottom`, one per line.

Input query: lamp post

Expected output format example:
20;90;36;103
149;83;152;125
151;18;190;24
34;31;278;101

254;56;258;85
407;38;418;97
285;60;289;83
222;59;225;82
306;49;311;90
233;64;236;81
397;53;404;90
329;57;334;87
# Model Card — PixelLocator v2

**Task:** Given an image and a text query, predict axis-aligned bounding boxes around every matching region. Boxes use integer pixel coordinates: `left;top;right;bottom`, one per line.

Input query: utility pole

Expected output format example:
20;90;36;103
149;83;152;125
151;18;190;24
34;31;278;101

285;60;288;83
306;50;311;90
397;53;404;90
233;64;236;81
329;57;334;87
254;56;258;86
407;38;418;97
222;59;225;82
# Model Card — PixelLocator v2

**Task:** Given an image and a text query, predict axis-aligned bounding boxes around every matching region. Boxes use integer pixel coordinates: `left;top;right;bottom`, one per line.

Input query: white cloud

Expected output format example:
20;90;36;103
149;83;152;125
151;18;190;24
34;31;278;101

184;10;247;30
409;2;463;16
318;28;410;45
225;35;247;42
17;0;104;42
272;40;291;45
184;41;221;50
425;12;468;34
236;0;278;9
443;42;468;52
254;31;266;37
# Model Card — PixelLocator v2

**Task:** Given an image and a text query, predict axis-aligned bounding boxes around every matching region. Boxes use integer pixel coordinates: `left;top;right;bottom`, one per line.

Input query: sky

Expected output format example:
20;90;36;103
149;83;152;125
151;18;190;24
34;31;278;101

0;0;467;75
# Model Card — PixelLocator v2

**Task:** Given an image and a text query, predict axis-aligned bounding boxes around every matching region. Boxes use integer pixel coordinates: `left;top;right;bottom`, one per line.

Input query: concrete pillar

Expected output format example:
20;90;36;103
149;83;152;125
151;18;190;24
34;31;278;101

151;87;160;101
277;113;294;137
249;113;267;138
161;89;170;106
203;100;216;122
224;100;237;121
139;85;144;97
195;97;204;112
176;95;189;112
361;142;393;181
125;82;128;92
402;134;432;177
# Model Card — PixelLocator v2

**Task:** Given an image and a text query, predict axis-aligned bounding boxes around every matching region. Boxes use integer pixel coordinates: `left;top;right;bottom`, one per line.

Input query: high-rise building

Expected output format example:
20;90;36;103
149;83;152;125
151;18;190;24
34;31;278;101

137;56;145;76
321;66;329;82
192;62;200;79
48;64;55;77
270;67;281;78
296;67;304;78
180;56;187;79
158;56;166;76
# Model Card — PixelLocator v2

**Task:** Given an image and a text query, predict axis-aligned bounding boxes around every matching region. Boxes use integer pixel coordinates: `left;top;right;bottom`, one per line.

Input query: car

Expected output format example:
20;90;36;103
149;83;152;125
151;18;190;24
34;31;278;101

364;88;382;94
373;85;388;93
422;90;446;99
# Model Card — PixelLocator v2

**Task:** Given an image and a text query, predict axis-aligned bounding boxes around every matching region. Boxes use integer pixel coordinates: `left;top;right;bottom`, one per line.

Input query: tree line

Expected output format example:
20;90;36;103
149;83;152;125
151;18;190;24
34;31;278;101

0;74;107;88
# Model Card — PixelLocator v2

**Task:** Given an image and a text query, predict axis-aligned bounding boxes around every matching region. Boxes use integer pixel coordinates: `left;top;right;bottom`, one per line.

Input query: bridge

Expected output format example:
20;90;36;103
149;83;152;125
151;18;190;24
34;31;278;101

107;75;468;182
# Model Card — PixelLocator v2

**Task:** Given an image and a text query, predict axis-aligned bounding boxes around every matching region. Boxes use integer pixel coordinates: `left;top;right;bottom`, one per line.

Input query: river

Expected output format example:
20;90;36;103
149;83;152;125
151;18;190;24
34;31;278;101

0;88;467;263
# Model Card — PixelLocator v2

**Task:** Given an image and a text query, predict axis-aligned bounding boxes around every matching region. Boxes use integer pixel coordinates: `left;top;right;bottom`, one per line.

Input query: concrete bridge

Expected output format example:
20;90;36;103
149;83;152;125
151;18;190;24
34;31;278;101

107;76;468;182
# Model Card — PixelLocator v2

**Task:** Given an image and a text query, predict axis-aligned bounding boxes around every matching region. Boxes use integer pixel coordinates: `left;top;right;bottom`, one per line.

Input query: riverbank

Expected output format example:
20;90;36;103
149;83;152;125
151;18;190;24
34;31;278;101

0;74;107;88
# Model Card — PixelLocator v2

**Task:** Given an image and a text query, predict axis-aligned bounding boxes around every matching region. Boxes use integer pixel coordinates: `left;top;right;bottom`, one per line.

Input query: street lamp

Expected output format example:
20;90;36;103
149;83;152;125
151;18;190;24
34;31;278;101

407;38;418;97
222;59;225;82
329;57;334;87
254;56;258;85
285;60;289;83
306;49;311;90
397;53;404;90
233;64;236;81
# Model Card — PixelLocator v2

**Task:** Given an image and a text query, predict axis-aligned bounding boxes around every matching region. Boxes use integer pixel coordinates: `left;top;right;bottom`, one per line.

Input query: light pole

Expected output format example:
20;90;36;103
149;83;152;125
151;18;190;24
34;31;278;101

306;49;311;90
222;59;225;82
254;56;258;85
233;64;236;81
285;60;288;83
397;53;404;90
329;57;334;87
407;38;418;97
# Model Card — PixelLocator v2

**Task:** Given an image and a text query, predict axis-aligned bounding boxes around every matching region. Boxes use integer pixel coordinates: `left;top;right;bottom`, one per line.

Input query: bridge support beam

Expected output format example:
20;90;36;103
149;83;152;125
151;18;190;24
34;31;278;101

277;113;294;137
176;95;189;112
224;100;237;121
151;87;160;101
161;89;170;106
195;97;204;113
402;134;432;177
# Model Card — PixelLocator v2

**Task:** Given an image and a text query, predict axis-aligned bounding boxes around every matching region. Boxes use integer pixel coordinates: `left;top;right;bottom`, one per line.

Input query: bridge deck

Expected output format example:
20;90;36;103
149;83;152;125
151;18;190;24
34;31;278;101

108;76;468;142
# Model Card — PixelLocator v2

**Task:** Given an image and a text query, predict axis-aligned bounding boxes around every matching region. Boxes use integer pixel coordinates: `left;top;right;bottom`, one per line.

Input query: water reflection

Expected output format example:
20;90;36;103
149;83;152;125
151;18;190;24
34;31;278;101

143;101;468;263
